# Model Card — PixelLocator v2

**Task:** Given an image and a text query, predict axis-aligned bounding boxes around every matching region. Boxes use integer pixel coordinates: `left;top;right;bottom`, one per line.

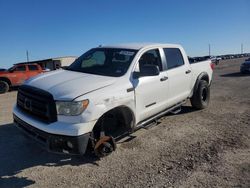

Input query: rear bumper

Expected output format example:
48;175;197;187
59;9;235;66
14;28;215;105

14;115;90;155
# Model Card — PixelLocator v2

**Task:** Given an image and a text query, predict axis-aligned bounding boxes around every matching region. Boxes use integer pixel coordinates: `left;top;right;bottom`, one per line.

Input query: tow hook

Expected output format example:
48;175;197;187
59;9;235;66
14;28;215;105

94;135;116;157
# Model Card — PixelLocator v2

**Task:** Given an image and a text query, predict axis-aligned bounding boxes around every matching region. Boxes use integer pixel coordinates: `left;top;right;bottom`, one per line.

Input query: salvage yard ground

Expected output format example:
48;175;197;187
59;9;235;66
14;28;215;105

0;58;249;187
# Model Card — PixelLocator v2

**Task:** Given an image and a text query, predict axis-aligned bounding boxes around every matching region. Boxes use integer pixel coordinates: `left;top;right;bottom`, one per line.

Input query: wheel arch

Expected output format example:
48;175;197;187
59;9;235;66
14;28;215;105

0;77;12;86
193;72;209;94
92;105;136;138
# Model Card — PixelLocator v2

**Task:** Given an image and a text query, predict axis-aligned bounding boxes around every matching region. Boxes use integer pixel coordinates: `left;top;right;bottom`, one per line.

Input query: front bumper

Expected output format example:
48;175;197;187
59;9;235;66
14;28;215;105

14;115;90;155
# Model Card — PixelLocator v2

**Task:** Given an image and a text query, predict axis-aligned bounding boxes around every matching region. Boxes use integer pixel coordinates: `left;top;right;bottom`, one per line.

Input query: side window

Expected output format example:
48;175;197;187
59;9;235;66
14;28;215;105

28;65;39;71
138;49;163;71
163;48;184;70
15;65;26;72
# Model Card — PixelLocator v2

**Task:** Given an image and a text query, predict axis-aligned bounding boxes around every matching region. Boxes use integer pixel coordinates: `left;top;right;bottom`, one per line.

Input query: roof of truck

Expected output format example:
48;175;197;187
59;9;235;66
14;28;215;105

100;43;180;50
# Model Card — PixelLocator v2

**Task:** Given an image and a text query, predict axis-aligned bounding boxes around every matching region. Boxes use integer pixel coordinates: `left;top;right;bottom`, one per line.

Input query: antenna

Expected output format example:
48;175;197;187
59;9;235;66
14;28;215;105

241;43;243;54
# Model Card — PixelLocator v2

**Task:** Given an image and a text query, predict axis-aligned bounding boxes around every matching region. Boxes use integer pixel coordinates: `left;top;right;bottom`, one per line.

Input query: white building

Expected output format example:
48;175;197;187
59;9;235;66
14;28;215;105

53;56;78;67
17;56;77;70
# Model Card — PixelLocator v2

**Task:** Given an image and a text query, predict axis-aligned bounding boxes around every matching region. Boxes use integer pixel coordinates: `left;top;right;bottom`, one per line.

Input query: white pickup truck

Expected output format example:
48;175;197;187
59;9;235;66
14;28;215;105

13;43;213;157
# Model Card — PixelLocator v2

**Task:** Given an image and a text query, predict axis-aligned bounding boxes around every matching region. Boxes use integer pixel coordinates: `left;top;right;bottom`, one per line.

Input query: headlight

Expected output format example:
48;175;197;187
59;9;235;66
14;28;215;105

56;100;89;116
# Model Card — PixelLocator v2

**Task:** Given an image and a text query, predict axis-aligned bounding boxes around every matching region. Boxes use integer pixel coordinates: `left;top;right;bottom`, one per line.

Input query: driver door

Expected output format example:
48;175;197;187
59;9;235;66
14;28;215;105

133;49;169;123
11;65;28;85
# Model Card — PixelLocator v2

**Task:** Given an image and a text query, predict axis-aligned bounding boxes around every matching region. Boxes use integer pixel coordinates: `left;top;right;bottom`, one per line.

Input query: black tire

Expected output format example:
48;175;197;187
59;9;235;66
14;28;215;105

0;81;9;94
191;80;210;110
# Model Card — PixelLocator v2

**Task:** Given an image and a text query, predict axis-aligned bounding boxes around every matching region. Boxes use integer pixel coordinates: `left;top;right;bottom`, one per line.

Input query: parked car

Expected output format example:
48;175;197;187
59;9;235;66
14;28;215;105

192;56;220;65
13;43;213;157
240;58;250;73
0;63;44;93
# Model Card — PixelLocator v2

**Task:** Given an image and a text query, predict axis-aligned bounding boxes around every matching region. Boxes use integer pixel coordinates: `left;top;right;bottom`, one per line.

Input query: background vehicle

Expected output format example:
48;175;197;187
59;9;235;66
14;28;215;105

13;43;213;157
0;63;44;94
240;58;250;73
189;55;220;65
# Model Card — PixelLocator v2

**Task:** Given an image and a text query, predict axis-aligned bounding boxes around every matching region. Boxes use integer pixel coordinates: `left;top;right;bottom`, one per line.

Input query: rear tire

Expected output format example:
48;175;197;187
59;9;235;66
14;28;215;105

0;81;9;94
191;80;210;110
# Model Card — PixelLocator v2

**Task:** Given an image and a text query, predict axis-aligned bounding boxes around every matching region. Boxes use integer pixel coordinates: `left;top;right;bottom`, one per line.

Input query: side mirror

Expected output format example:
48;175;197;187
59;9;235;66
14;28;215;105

133;65;160;78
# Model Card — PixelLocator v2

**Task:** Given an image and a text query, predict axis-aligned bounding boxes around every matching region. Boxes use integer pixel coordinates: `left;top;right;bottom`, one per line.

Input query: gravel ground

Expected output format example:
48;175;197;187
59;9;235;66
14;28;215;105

0;58;249;188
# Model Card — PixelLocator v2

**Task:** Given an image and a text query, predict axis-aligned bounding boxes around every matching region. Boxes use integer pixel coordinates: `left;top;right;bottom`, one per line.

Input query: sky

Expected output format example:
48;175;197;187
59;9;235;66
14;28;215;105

0;0;250;68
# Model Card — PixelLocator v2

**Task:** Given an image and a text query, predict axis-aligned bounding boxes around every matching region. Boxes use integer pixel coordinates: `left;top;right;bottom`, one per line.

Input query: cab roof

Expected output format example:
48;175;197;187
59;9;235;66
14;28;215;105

100;43;181;50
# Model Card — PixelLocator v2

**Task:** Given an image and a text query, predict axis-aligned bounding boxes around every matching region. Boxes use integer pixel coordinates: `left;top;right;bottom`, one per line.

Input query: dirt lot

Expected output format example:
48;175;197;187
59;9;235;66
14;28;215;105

0;58;249;188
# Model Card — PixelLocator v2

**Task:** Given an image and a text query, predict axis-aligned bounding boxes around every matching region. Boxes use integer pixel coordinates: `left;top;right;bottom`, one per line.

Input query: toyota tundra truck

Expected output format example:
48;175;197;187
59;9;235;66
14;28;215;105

13;43;213;157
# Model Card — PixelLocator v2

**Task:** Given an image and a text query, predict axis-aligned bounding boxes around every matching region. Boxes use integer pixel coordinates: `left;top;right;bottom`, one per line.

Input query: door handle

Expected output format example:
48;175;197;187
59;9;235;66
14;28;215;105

160;76;168;81
185;70;191;74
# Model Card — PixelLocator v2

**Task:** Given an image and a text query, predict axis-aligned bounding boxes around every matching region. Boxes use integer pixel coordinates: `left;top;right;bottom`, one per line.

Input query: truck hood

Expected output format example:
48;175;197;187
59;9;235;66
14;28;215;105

25;70;116;100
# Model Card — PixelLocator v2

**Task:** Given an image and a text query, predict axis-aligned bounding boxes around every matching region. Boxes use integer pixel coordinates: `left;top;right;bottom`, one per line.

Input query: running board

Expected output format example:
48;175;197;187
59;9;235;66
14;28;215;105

170;107;182;114
143;120;158;130
134;100;186;131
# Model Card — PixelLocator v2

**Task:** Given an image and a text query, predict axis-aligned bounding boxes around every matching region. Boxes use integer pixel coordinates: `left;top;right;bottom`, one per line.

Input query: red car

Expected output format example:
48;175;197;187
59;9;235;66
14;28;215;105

0;63;44;94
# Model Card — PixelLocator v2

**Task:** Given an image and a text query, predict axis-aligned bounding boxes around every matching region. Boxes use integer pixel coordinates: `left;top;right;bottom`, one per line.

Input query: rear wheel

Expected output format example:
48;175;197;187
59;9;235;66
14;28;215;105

0;81;9;94
191;80;210;110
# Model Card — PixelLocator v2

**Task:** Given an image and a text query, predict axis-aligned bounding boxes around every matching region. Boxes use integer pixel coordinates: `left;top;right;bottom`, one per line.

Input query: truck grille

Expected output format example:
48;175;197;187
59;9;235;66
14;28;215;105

17;85;57;123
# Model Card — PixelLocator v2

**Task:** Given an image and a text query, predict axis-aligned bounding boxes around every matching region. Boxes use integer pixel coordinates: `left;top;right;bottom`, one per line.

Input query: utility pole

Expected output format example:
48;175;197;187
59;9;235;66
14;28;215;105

208;44;211;56
26;50;29;62
241;43;243;54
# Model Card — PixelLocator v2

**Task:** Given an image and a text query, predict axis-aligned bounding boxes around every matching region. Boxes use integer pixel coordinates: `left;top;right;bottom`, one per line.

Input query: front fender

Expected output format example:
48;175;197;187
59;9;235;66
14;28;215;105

74;87;136;125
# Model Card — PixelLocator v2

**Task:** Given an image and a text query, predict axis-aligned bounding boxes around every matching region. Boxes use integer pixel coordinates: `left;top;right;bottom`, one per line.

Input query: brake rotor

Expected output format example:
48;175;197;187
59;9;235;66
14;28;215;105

94;136;116;157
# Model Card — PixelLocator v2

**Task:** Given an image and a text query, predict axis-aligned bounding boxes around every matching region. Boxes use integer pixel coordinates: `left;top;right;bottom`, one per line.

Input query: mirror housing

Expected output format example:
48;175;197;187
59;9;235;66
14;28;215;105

133;65;160;78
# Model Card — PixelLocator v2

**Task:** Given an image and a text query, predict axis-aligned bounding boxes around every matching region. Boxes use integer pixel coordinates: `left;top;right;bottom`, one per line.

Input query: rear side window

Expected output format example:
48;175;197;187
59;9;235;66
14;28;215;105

163;48;184;70
15;65;26;71
28;65;39;71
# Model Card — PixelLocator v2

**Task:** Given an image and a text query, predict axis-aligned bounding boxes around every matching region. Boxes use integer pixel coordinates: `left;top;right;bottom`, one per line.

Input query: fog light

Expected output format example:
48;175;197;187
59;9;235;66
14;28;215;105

67;141;73;149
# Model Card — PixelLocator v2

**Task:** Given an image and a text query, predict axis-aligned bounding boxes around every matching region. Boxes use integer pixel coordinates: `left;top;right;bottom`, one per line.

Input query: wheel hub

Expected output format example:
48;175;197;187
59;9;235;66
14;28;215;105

94;136;116;157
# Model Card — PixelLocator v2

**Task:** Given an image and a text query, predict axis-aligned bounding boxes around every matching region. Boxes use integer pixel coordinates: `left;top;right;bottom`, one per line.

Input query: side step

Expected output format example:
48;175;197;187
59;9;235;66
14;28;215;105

170;107;181;115
134;100;186;131
113;100;186;142
142;120;158;130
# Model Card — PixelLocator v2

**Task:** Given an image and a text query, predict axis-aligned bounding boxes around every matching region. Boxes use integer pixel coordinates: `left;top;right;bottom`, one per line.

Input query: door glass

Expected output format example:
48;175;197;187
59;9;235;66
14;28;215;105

15;66;26;72
139;49;163;71
163;48;184;70
28;65;39;71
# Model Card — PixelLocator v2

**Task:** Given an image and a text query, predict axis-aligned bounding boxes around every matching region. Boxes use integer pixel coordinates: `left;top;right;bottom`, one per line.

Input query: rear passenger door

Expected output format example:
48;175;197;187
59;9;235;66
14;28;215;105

163;48;192;105
27;65;40;79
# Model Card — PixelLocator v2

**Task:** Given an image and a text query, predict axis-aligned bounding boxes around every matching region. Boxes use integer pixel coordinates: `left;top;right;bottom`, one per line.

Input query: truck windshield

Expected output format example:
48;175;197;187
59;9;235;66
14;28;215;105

8;66;14;72
67;48;138;77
